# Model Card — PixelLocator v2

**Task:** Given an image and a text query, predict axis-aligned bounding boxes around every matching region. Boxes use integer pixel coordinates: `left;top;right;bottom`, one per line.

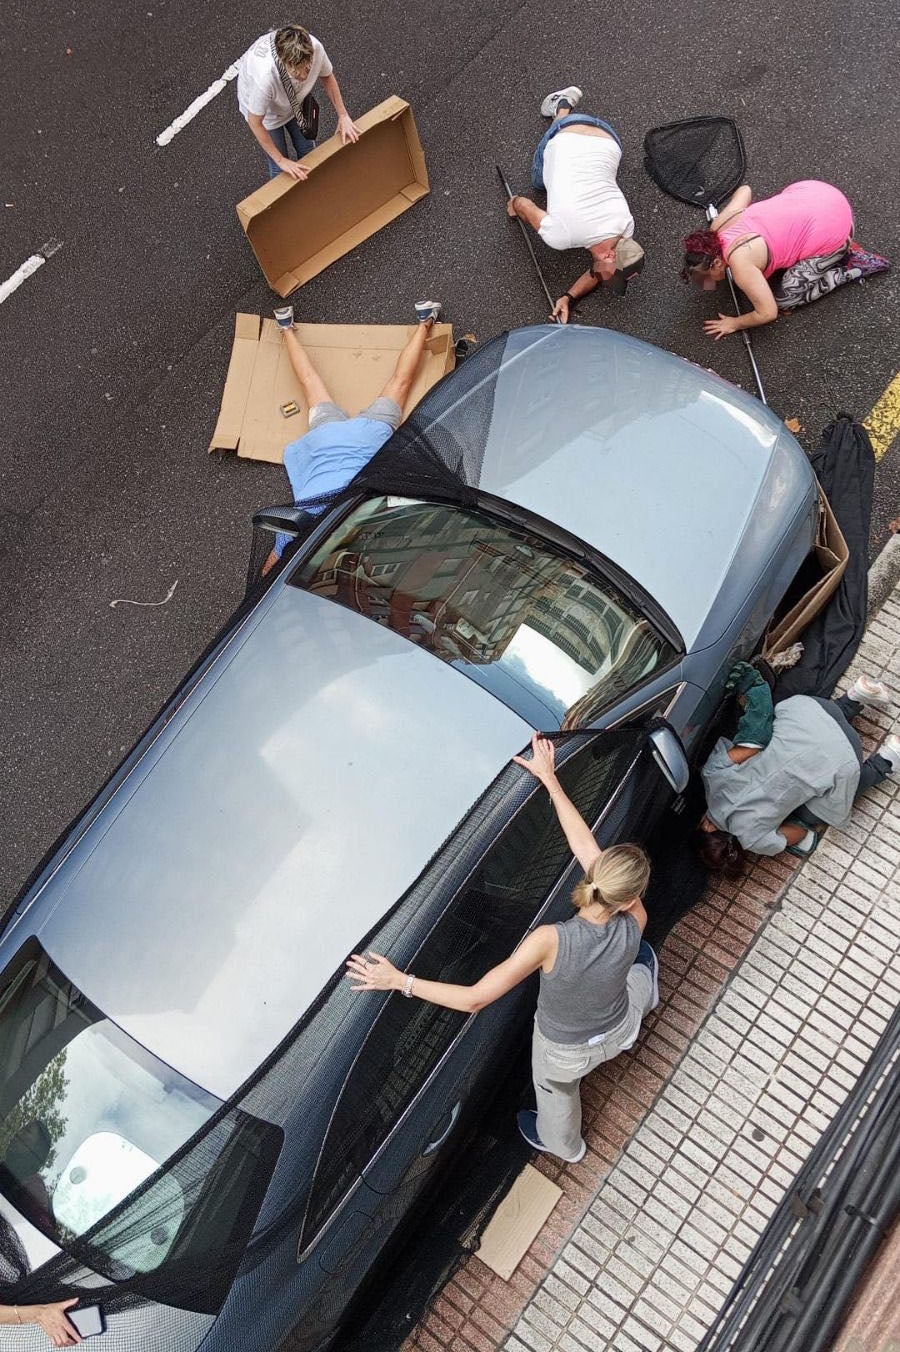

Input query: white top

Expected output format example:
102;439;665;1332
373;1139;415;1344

538;131;634;251
236;31;333;130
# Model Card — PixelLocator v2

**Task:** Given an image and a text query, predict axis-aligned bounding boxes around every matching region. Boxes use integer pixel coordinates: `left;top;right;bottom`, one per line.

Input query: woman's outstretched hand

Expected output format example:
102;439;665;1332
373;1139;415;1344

513;731;557;786
346;951;402;991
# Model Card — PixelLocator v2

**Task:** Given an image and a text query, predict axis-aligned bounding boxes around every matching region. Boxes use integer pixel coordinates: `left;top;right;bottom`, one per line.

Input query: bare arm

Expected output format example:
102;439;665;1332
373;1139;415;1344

710;184;752;231
704;255;778;338
346;926;557;1014
513;732;602;874
0;1300;83;1345
320;72;360;143
245;111;309;180
551;267;601;323
727;744;763;764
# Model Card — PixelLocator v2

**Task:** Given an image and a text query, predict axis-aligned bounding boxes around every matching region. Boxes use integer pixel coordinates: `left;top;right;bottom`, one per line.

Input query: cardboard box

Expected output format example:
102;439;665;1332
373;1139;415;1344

209;315;455;464
763;485;849;657
236;96;429;295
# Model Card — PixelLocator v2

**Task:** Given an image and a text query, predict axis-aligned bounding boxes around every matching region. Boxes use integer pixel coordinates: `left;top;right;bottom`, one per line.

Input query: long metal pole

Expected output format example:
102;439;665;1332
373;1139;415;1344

706;203;767;404
497;164;559;322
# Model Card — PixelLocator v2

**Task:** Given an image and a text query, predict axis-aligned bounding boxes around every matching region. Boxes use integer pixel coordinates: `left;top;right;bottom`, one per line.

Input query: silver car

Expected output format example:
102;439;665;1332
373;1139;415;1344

0;326;817;1350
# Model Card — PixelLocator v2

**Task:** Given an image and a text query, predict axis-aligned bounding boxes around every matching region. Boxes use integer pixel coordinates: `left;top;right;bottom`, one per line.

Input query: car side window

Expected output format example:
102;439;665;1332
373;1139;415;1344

300;730;643;1249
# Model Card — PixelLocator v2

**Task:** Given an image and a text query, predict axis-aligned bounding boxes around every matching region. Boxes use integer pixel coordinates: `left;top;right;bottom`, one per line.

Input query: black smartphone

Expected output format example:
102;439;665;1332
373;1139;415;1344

68;1304;106;1338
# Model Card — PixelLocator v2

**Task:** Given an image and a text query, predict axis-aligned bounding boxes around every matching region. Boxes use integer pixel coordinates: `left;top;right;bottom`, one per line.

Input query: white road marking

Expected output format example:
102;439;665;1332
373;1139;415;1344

0;239;62;304
155;63;239;146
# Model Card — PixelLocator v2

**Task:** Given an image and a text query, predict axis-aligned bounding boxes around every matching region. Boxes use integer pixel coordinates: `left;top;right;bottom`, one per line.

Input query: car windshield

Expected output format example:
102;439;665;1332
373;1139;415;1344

0;942;218;1265
289;496;677;727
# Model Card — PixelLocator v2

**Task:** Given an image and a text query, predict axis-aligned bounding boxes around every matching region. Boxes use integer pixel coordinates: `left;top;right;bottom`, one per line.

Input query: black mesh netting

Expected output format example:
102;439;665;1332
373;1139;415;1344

643;116;746;209
245;331;544;595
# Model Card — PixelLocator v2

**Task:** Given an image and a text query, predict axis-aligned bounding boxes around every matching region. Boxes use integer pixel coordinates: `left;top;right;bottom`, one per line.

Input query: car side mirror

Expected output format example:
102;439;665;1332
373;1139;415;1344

252;505;317;537
648;727;690;794
246;505;319;596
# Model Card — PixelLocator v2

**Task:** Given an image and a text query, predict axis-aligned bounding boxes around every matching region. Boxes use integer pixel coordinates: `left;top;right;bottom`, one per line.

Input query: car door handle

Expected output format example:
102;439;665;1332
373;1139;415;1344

423;1101;461;1155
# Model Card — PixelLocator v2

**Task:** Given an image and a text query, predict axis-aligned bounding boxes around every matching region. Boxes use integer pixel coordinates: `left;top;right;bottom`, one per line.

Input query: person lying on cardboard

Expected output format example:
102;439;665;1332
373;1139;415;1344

261;302;442;575
696;665;900;871
237;23;359;180
505;85;644;323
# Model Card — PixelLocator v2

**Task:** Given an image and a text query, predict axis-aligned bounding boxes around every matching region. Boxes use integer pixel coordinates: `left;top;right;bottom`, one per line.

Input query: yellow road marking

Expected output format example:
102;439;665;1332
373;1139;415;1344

864;371;900;461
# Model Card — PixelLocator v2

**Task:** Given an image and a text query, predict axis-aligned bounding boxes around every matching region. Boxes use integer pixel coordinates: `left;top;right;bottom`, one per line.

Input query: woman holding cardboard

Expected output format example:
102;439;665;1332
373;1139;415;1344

237;23;360;179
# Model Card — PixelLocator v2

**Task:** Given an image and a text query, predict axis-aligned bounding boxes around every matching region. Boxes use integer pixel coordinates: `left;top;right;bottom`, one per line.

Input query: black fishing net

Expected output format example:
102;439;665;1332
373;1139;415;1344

643;116;746;209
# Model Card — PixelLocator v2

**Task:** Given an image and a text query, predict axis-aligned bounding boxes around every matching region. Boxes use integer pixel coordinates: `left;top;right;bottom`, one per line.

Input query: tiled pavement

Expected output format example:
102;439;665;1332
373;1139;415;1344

406;586;900;1352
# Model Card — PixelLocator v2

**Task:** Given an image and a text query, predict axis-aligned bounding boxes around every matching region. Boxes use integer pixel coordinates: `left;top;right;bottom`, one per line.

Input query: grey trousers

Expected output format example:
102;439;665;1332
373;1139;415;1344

532;963;655;1160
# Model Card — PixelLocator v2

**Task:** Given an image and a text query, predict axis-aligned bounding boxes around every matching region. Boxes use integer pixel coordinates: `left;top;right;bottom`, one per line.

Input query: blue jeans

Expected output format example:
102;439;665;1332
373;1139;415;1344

266;118;316;179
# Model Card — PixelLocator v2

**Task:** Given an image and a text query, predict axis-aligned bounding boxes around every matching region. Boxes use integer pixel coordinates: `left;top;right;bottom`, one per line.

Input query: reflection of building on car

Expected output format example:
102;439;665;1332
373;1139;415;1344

296;498;671;728
1;326;822;1349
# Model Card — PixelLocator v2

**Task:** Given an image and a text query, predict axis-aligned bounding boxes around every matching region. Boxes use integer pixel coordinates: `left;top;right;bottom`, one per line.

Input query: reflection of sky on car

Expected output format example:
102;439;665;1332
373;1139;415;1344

38;1024;212;1237
470;328;784;646
504;623;600;721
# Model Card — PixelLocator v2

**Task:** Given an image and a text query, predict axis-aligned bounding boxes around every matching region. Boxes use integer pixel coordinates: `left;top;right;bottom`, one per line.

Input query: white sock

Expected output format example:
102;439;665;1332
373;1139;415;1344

797;829;816;853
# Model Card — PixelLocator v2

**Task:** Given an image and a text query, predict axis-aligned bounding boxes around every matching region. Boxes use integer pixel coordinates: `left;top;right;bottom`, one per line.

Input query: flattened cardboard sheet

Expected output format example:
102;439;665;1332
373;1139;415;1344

475;1164;562;1282
209;315;455;464
236;96;429;295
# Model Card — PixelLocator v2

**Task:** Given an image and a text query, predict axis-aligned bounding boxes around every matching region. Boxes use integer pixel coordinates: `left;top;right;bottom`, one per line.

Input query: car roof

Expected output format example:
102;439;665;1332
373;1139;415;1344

33;584;531;1100
418;326;810;646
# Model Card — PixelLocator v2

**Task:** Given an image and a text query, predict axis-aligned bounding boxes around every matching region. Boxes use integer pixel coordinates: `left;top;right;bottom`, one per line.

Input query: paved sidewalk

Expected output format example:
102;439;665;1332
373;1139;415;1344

408;586;900;1352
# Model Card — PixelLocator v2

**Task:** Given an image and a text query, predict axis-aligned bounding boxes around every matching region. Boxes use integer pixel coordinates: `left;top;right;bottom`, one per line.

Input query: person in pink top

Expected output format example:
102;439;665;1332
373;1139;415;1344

680;180;889;339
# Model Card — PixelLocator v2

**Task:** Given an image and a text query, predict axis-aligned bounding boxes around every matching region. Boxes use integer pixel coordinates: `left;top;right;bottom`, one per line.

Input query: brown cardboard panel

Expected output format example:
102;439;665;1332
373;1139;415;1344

764;486;850;656
210;316;455;464
209;314;261;452
475;1164;562;1281
236;97;429;296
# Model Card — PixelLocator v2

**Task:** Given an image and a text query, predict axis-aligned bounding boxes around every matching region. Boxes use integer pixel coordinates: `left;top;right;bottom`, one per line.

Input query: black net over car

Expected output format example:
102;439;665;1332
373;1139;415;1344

643;117;746;209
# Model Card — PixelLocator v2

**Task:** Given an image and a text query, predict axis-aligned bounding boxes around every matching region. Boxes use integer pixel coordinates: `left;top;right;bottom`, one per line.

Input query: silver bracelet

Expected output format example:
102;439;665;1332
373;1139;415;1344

402;972;415;998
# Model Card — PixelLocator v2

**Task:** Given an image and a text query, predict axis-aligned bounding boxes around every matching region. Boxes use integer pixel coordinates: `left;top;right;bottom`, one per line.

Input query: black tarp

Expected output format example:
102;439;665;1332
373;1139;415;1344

774;416;875;702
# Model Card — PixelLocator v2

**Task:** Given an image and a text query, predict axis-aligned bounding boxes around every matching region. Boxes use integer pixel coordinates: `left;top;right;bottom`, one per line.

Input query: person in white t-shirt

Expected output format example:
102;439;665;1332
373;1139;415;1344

507;85;644;322
237;23;359;180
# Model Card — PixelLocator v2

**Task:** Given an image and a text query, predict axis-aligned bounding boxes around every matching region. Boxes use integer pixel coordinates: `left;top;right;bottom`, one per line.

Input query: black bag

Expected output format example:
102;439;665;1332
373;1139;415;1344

299;92;319;141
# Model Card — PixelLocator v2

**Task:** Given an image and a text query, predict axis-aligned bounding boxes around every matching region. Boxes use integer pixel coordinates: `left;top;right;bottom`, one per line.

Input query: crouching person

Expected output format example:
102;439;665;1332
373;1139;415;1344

697;674;900;871
346;732;659;1164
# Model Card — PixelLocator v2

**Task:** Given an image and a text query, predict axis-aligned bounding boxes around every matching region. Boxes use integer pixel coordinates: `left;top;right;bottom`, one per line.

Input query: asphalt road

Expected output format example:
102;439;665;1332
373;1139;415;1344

1;0;898;901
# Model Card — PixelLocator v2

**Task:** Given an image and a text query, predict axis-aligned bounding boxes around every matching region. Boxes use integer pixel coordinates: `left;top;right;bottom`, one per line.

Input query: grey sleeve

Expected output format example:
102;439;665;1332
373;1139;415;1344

740;823;788;856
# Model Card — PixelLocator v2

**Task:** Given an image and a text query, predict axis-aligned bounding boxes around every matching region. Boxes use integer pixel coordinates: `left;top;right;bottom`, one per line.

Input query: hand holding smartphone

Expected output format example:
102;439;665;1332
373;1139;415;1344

68;1304;105;1338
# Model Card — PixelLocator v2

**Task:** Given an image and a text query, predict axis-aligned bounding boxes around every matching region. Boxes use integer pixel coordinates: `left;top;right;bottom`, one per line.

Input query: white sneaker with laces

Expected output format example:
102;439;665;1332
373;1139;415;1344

847;675;892;711
540;86;583;118
877;733;900;774
414;300;441;324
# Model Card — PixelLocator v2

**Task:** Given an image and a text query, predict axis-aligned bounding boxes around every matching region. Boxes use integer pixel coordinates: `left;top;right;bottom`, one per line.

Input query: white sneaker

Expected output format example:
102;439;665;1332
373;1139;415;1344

540;86;583;118
847;675;893;711
414;300;441;324
876;733;900;774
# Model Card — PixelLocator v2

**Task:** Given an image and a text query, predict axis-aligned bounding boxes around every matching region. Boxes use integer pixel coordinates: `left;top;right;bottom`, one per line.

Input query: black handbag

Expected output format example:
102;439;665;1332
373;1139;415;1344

299;92;319;141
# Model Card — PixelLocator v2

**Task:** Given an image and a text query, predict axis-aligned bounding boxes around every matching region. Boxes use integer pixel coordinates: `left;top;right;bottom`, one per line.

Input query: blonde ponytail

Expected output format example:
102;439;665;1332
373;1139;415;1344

572;844;650;913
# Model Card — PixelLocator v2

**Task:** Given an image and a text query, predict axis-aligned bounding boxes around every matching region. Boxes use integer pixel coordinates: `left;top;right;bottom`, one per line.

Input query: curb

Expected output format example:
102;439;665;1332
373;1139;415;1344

868;532;900;618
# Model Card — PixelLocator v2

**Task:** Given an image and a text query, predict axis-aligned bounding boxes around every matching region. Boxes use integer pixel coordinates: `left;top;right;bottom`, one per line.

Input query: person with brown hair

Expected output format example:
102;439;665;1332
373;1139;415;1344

236;23;359;180
346;732;659;1163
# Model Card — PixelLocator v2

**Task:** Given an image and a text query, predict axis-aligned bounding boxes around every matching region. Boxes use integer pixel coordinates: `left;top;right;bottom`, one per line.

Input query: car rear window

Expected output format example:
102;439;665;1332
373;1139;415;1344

289;497;676;727
0;941;282;1313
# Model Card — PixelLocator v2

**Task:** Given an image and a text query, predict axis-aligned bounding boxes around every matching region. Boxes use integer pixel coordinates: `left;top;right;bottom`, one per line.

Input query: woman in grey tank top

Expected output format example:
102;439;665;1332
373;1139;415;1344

346;733;660;1163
